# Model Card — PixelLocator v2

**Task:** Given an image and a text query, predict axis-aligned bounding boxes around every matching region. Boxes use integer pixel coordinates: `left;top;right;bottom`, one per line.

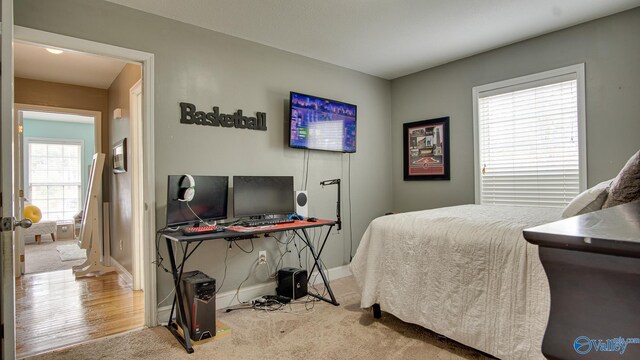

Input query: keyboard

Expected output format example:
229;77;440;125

240;218;295;227
181;225;224;236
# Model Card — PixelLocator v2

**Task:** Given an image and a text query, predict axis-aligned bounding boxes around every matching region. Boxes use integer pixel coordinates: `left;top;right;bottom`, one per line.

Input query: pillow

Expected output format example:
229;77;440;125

24;204;42;223
562;179;612;218
602;149;640;209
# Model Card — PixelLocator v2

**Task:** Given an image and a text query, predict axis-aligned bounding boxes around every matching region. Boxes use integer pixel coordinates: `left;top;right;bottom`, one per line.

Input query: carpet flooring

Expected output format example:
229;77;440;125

24;239;86;274
27;276;491;360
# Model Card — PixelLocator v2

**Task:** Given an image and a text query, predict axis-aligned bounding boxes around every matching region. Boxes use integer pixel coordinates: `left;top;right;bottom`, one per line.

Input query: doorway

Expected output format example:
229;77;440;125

10;37;152;358
15;106;100;276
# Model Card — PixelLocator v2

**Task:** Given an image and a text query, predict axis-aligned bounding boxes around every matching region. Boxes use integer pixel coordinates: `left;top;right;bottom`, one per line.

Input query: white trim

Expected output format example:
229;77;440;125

157;264;353;324
472;87;481;204
13;25;158;327
130;79;144;291
1;2;17;358
110;256;133;286
472;63;587;205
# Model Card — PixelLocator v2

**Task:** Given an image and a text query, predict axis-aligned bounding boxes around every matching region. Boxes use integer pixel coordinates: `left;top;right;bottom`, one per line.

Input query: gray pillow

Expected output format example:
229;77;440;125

562;179;612;218
602;149;640;208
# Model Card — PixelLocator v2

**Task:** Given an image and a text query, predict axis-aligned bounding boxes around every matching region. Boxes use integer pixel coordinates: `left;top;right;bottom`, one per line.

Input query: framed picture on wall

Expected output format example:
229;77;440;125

403;117;450;181
113;138;127;173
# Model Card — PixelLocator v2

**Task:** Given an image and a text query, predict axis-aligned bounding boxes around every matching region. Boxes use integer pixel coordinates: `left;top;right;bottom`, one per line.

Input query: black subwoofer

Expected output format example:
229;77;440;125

277;267;308;300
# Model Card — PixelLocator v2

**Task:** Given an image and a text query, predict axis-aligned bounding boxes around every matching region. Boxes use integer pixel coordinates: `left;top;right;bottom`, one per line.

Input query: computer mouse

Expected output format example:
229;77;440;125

306;217;318;222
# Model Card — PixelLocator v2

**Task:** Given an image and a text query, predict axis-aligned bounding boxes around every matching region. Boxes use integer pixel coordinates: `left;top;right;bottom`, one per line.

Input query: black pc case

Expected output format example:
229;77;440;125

176;270;216;341
276;267;308;300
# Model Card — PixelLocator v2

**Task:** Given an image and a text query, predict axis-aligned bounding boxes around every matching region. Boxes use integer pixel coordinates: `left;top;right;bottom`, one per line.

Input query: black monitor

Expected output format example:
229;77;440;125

166;175;229;227
233;176;294;217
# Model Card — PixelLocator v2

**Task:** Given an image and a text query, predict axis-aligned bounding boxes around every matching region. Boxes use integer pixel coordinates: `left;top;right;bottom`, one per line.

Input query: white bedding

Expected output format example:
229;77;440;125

350;205;562;360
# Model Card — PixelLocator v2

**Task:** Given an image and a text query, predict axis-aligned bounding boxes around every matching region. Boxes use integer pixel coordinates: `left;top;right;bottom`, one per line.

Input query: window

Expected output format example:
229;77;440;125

27;139;83;220
472;64;586;207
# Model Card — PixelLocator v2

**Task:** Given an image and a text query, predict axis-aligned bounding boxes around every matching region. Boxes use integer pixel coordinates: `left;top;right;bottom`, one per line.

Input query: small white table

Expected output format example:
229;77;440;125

23;220;57;244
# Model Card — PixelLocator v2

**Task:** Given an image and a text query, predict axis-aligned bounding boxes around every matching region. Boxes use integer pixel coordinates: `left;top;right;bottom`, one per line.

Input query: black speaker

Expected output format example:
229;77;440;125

277;267;308;300
176;271;216;341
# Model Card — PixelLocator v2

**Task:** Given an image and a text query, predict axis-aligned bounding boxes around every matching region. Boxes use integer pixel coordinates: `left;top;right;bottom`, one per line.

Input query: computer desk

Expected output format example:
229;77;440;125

160;219;338;353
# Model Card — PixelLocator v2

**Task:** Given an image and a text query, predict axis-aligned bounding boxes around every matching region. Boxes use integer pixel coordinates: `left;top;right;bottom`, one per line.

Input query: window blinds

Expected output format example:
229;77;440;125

28;141;83;220
477;76;580;208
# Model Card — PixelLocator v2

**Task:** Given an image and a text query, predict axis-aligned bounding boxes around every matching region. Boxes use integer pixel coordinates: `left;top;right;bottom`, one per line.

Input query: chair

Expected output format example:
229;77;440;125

23;220;57;244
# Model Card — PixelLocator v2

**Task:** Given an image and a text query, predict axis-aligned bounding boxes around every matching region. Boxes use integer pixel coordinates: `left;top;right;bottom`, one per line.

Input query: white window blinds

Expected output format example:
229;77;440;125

473;65;586;208
28;140;83;220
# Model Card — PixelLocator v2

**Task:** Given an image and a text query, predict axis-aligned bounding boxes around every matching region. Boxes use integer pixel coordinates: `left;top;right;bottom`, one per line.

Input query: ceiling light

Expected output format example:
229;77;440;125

45;48;64;55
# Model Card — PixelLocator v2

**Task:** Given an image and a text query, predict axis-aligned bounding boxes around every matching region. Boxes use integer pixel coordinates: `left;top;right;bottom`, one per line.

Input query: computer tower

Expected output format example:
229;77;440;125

176;270;216;341
276;267;308;300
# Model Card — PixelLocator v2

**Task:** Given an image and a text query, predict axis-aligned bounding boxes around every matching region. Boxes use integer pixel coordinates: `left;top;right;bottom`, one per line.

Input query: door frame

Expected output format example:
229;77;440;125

15;104;102;275
13;26;158;327
1;1;17;358
130;79;144;291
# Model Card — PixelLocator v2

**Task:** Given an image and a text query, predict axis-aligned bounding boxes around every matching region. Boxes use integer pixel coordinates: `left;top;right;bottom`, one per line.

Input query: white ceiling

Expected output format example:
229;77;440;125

103;0;640;79
22;111;94;124
15;42;127;89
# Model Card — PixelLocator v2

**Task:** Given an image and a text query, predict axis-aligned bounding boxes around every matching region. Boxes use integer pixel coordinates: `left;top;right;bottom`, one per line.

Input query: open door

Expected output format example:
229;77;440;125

1;0;17;358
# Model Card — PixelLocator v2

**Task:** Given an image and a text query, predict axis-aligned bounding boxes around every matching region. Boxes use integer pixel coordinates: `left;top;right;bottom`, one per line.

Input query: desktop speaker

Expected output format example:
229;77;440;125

176;270;216;341
295;191;308;218
277;267;308;300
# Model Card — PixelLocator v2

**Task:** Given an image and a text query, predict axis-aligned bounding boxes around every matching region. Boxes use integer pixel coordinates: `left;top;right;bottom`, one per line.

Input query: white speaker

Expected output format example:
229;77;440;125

295;191;308;217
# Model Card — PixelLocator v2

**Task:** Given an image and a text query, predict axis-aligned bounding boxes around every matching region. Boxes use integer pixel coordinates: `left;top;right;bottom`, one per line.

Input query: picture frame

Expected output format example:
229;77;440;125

403;117;450;181
112;138;127;173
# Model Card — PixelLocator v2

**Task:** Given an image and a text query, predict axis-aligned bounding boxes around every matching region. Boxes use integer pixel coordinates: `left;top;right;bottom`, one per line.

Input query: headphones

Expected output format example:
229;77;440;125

178;174;196;202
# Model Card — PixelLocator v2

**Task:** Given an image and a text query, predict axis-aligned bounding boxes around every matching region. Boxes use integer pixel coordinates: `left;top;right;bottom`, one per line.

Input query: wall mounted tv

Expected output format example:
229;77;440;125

289;92;357;153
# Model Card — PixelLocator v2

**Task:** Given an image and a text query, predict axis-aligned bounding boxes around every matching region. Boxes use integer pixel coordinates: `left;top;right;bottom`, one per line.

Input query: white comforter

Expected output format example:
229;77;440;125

350;205;562;360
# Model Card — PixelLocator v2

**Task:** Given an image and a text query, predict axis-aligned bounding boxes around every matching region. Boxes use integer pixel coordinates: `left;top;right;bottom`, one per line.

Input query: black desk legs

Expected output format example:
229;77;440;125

164;237;194;354
299;227;340;306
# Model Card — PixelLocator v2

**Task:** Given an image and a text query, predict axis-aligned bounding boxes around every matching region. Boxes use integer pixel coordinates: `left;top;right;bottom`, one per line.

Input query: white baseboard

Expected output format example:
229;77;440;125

110;256;133;286
157;264;352;325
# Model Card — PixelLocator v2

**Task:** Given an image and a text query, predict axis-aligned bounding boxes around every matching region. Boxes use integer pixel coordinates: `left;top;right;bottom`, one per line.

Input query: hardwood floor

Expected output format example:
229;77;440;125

15;270;144;358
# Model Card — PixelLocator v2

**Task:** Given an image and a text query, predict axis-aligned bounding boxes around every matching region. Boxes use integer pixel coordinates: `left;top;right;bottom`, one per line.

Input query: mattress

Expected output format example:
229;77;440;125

350;204;562;359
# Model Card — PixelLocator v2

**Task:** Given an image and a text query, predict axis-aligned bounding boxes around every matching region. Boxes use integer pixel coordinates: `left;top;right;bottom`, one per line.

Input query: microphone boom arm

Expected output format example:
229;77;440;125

320;179;341;231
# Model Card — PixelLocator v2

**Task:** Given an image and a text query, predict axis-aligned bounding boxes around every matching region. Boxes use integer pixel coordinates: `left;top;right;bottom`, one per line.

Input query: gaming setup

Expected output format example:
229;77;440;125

162;92;356;352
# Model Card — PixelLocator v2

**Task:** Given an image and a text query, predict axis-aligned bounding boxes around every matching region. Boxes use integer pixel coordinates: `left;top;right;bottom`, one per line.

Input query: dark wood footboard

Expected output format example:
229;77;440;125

372;303;381;318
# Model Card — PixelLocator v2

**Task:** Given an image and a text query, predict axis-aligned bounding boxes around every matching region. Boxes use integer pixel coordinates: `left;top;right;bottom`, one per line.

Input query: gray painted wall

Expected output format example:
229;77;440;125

390;7;640;212
15;0;392;302
108;64;142;273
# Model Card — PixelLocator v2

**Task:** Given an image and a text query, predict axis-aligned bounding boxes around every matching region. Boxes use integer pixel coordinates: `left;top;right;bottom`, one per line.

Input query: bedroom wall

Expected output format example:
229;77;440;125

108;63;142;274
14;0;392;303
390;7;640;212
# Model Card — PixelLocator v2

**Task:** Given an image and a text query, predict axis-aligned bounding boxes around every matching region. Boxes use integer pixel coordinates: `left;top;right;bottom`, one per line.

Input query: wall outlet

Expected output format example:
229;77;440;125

258;251;267;265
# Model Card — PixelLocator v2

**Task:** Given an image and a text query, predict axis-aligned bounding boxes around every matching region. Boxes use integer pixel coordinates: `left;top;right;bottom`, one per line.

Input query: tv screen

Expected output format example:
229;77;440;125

233;176;294;217
289;92;357;153
166;175;229;227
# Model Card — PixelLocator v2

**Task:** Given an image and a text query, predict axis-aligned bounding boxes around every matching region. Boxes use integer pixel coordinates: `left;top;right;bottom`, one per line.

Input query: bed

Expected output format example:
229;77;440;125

350;204;562;360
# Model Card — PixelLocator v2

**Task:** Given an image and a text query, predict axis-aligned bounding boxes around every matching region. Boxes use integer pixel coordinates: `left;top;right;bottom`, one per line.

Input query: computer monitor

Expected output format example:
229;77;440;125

166;175;229;227
233;176;294;218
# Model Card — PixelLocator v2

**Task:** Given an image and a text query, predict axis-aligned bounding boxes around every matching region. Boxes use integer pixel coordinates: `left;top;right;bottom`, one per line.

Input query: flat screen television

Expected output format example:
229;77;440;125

289;92;357;153
233;176;294;217
166;175;229;227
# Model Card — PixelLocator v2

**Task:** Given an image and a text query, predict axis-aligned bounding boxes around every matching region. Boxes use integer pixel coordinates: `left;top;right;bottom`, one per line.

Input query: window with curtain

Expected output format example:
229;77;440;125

27;139;83;220
473;64;586;207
